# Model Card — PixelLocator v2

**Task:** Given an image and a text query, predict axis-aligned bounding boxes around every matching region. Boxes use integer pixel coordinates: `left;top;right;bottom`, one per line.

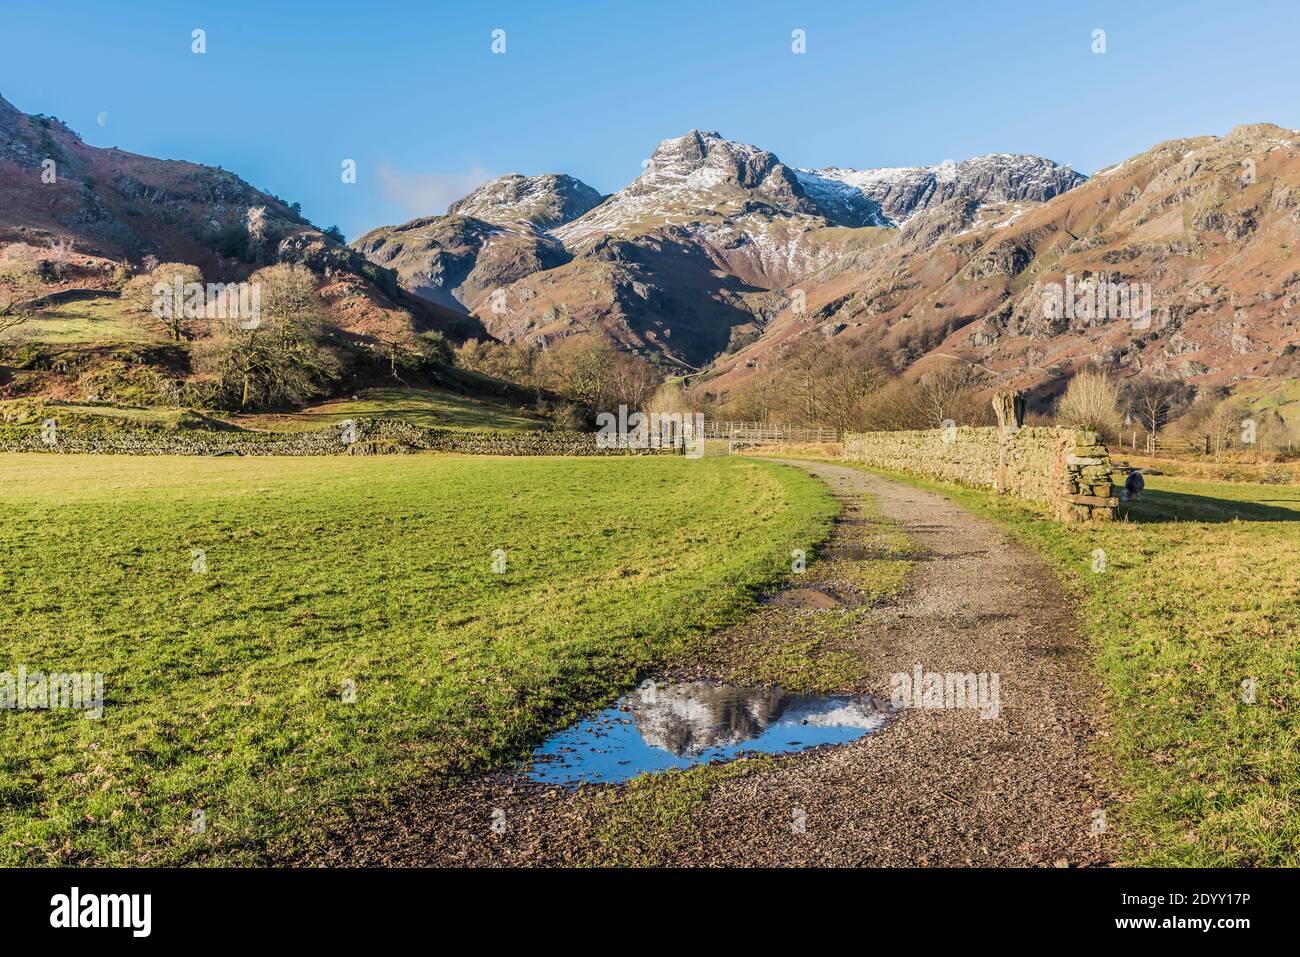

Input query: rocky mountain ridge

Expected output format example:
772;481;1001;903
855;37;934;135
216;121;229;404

447;172;604;230
796;153;1087;226
0;94;476;343
356;129;1087;369
707;123;1300;402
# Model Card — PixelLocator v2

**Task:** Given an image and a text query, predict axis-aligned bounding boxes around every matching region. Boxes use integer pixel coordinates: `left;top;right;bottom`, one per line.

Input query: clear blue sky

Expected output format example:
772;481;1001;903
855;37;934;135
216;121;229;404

5;0;1298;239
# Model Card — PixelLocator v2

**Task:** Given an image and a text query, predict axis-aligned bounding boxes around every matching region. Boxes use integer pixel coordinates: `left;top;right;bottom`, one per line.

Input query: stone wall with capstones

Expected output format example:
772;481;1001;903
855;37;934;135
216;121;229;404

0;419;679;457
841;425;1122;522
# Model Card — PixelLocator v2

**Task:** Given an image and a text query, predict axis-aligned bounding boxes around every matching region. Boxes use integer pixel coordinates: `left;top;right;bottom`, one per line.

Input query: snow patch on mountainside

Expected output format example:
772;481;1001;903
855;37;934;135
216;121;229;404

799;154;1087;224
448;172;603;230
554;130;822;244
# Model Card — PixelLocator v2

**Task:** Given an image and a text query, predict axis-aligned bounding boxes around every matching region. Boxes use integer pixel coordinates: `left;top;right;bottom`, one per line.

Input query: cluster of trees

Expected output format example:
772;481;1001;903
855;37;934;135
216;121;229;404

456;337;661;428
119;261;342;407
1052;366;1295;459
711;339;992;431
117;261;458;411
456;335;995;434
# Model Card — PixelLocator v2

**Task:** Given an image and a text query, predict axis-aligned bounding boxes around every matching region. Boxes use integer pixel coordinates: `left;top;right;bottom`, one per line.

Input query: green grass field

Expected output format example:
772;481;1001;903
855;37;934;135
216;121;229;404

0;453;835;865
1236;376;1300;428
223;386;546;433
0;398;227;432
11;296;162;345
844;464;1300;866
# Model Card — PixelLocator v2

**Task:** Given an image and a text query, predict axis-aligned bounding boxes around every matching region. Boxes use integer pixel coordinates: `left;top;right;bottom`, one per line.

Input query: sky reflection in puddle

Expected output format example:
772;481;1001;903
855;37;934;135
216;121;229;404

526;681;893;786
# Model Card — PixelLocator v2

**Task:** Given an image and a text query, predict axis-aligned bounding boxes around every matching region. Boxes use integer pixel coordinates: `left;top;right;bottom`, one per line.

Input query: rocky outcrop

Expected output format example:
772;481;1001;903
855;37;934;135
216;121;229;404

351;215;569;312
553;130;829;244
351;171;603;312
800;154;1087;225
447;173;603;230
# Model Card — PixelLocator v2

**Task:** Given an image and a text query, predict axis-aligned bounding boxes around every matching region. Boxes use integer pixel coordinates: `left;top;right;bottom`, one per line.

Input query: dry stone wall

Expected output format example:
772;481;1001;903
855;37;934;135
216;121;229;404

841;425;1122;522
0;419;672;457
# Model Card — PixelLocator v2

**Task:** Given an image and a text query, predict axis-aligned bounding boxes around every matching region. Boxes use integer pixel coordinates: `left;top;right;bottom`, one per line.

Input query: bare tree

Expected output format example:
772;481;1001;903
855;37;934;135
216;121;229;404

122;262;204;342
44;238;75;281
856;379;929;431
535;337;661;414
916;361;980;427
1201;397;1251;460
1055;368;1122;439
0;278;40;337
0;301;33;337
194;264;339;409
816;345;885;432
722;370;785;423
1127;380;1177;451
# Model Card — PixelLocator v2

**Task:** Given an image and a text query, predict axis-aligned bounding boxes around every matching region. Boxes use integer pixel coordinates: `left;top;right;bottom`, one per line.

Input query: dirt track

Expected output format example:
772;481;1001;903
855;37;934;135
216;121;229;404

303;462;1112;867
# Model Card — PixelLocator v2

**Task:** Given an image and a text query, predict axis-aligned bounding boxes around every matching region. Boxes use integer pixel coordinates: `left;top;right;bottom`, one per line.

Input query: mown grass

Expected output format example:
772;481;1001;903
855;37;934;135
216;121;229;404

223;386;545;433
842;463;1300;866
0;453;836;865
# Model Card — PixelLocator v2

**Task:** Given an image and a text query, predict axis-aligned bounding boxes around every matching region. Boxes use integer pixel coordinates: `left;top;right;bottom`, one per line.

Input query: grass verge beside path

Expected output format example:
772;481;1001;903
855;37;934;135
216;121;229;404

836;461;1300;866
0;453;835;865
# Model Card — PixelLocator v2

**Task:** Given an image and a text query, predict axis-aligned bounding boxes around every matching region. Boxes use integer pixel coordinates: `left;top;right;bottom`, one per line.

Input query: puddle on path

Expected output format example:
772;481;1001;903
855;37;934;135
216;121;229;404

765;586;851;609
822;543;881;562
526;681;893;786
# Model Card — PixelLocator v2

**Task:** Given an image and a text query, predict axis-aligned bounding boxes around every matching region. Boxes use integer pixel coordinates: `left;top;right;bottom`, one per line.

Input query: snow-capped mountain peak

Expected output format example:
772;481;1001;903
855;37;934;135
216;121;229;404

556;133;1085;243
447;172;603;230
798;153;1087;224
554;130;855;242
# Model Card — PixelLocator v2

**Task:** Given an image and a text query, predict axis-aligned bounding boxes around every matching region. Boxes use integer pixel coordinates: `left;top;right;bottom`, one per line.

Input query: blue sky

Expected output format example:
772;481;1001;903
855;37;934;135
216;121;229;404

5;0;1298;239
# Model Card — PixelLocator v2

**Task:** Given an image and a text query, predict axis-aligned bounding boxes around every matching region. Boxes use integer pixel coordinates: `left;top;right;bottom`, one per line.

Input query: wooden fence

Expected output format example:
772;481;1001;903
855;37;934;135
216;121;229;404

703;421;840;443
1116;432;1207;455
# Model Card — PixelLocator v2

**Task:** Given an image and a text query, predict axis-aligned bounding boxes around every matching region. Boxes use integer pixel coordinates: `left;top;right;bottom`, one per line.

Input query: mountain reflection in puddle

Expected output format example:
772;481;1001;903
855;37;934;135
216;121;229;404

526;681;893;786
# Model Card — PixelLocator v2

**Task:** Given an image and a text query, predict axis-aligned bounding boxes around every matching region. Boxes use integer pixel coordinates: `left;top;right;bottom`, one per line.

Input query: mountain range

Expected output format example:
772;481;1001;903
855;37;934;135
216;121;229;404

354;130;1090;379
5;89;1298;406
355;123;1300;404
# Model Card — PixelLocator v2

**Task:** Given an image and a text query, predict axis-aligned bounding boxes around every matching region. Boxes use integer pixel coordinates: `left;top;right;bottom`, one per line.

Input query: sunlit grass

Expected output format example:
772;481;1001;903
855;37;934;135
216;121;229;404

11;296;160;345
0;453;835;865
843;463;1300;866
223;385;546;433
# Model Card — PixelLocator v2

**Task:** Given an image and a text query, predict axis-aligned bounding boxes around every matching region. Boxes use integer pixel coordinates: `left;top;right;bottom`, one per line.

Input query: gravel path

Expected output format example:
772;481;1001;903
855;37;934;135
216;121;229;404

303;462;1113;867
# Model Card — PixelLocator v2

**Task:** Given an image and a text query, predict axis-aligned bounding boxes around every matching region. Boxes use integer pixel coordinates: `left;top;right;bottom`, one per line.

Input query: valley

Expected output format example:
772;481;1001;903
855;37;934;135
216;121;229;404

2;3;1298;892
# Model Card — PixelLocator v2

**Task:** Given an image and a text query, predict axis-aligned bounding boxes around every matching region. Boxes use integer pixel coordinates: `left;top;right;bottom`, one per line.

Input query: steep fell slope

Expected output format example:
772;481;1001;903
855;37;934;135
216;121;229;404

708;124;1300;401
